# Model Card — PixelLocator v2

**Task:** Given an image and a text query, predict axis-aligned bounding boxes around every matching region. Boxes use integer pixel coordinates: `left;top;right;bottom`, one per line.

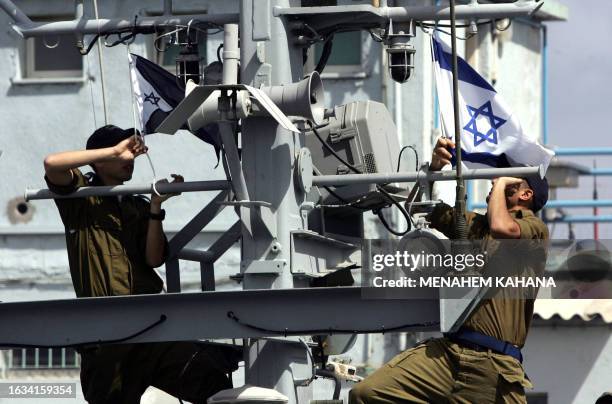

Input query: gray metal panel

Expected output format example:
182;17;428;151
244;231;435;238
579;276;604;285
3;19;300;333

290;230;358;277
0;287;439;346
242;259;285;274
252;0;271;40
156;85;216;135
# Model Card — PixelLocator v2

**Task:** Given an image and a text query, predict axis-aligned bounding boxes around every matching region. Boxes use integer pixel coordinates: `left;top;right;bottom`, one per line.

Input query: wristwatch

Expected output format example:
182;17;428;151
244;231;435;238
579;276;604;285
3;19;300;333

149;209;166;221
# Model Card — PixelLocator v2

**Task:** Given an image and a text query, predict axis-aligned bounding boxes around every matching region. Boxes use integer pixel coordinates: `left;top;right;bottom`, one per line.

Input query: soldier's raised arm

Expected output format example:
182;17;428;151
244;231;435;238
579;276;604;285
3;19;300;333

44;136;146;186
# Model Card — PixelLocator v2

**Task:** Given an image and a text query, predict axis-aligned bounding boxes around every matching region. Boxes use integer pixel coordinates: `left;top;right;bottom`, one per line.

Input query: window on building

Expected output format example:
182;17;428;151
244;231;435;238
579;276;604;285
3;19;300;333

22;16;83;79
527;393;548;404
7;348;80;370
309;31;365;78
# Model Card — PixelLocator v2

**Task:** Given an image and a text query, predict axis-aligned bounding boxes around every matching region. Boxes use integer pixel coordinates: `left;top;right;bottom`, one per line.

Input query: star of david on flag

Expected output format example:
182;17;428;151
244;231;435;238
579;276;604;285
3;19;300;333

128;54;221;160
464;101;506;146
431;36;554;171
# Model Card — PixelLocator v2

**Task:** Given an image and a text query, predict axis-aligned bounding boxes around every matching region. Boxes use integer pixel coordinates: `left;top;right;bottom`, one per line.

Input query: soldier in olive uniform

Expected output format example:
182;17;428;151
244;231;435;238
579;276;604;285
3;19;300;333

349;137;550;404
44;125;237;404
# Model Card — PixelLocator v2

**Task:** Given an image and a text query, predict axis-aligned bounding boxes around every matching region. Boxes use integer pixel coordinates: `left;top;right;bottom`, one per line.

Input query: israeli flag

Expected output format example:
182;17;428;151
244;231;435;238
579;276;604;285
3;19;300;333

128;53;183;134
128;54;220;158
431;36;554;171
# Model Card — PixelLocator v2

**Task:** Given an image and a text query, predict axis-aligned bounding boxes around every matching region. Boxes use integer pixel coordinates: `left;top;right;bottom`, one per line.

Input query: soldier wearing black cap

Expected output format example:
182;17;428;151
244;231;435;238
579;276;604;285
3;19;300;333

350;137;550;404
44;125;237;404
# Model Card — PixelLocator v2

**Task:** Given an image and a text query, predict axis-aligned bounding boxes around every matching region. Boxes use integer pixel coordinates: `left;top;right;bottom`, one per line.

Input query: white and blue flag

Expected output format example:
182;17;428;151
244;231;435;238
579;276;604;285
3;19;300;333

431;36;554;171
128;53;221;160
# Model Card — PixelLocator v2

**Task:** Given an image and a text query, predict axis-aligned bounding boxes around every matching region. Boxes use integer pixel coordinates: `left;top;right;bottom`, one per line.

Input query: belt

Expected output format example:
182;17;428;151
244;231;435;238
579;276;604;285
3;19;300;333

445;328;523;363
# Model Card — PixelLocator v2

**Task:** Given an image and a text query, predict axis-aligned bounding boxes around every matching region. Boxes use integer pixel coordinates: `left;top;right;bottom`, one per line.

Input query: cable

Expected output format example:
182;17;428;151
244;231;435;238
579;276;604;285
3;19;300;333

299;338;317;387
418;19;494;30
153;23;224;53
315;368;341;400
417;19;499;41
0;315;166;349
85;52;98;130
227;311;438;336
309;124;360;175
397;145;419;172
177;346;205;401
308;122;412;234
368;29;384;43
92;0;109;125
312;168;370;210
79;34;101;55
428;27;475;41
217;43;224;63
374;187;413;235
230;309;436;336
405;184;421;222
315;34;334;74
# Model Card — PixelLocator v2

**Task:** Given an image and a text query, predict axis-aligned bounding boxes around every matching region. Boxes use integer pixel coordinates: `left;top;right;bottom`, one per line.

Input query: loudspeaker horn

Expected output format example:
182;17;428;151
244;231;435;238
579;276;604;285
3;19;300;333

261;71;325;125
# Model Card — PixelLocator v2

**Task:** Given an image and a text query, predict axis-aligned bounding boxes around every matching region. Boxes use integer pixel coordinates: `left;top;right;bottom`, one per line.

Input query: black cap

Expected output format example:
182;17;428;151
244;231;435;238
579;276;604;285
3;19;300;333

86;125;139;150
525;175;549;213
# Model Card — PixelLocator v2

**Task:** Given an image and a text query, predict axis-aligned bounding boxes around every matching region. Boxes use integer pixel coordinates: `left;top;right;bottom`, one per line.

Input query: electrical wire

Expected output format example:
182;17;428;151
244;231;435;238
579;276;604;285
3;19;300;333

308;122;412;235
373;188;413;236
0;315;167;349
79;34;100;55
92;0;108;125
417;19;506;41
217;43;224;63
227;311;438;336
84;52;98;130
312;166;370;210
176;346;205;402
153;23;223;53
397;145;419;172
315;34;334;74
308;121;412;237
418;19;494;29
299;338;317;387
368;29;384;43
428;27;475;41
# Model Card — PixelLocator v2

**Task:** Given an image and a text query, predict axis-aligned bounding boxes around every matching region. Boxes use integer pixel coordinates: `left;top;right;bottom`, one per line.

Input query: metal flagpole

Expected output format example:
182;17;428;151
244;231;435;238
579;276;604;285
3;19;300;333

594;159;599;240
449;0;468;241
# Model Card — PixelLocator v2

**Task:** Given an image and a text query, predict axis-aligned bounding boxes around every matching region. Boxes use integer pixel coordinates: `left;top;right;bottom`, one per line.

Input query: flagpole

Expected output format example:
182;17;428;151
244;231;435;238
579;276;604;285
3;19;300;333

594;159;599;241
449;0;468;241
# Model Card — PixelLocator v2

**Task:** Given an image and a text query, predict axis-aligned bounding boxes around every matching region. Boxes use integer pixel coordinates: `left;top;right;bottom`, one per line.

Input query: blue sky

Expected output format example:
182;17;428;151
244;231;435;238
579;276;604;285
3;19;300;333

547;1;612;238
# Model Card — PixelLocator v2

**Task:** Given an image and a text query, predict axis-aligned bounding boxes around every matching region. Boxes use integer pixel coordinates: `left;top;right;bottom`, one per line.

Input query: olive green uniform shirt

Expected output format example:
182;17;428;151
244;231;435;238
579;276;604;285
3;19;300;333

46;169;164;297
428;203;549;347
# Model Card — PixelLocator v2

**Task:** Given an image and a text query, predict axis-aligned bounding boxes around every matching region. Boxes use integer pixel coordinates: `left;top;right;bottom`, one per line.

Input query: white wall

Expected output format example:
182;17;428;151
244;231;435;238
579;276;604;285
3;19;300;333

523;324;612;404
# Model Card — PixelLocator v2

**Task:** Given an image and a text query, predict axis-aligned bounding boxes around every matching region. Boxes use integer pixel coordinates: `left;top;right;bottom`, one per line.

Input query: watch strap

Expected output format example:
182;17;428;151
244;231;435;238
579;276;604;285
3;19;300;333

149;209;166;221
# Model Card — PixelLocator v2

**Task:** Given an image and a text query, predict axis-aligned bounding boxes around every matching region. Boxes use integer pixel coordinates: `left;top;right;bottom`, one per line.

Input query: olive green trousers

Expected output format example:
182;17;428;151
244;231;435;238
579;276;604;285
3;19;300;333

349;338;530;404
79;342;237;404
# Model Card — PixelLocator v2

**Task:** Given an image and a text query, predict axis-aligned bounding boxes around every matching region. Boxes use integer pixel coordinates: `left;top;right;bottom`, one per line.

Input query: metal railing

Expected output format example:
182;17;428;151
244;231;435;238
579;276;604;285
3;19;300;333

6;348;80;370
